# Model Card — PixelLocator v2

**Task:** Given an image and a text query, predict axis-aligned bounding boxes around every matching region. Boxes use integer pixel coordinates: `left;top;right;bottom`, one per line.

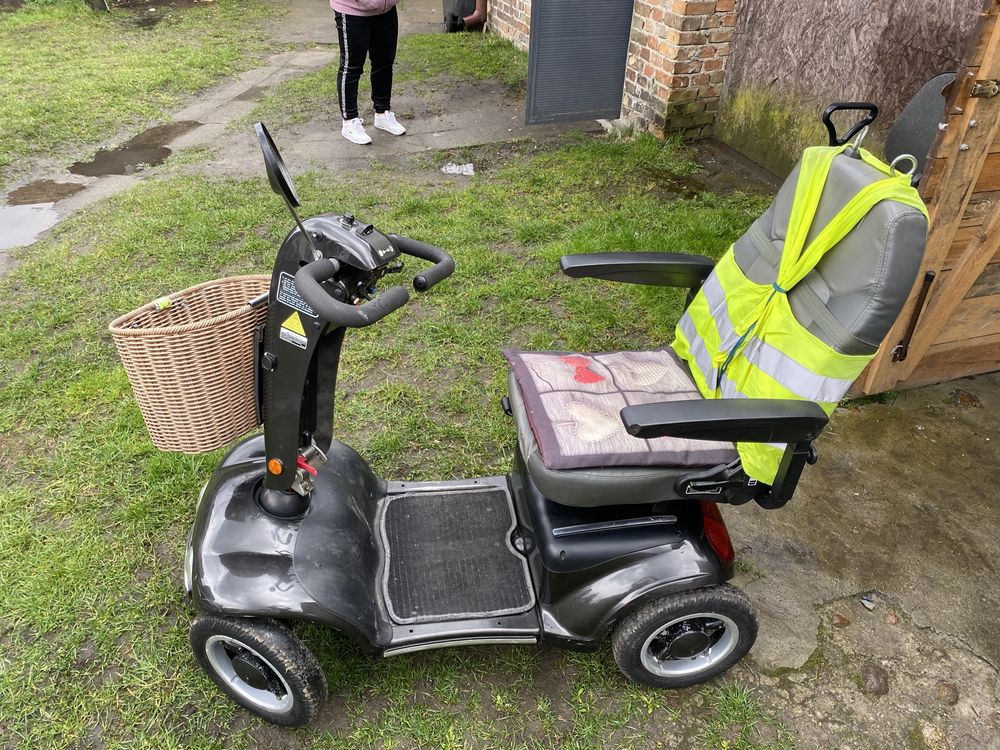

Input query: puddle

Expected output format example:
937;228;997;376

235;85;269;101
0;203;59;250
6;180;84;206
69;121;201;177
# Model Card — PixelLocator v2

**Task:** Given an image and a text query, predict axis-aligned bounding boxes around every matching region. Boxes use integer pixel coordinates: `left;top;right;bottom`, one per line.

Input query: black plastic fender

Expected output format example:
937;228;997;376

188;436;390;652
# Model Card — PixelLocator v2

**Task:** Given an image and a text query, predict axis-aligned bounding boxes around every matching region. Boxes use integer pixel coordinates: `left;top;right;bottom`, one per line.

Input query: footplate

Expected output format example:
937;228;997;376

379;479;535;625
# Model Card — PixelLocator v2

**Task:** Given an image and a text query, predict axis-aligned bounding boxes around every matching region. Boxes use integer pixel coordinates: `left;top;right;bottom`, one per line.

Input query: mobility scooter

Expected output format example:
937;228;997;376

179;78;945;725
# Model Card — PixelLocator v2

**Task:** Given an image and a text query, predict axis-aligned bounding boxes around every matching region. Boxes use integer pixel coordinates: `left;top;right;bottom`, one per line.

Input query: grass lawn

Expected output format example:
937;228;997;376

0;132;791;748
0;0;277;183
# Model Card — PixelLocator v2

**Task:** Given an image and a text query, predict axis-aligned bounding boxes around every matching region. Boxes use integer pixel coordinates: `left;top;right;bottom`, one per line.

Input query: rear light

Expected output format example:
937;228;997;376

699;501;735;563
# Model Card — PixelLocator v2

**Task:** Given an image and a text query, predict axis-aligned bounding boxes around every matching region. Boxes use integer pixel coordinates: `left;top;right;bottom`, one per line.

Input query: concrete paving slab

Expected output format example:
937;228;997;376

54;174;140;216
730;372;1000;675
172;50;338;124
204;78;598;183
271;0;339;45
398;0;446;36
274;0;444;45
0;202;59;251
753;593;1000;748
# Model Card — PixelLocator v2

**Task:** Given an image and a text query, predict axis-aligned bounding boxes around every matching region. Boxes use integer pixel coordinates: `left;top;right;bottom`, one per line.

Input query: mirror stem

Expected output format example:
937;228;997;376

283;195;321;259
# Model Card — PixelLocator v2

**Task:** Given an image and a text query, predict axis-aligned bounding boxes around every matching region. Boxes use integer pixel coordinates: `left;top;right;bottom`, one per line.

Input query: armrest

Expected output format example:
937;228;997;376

620;398;829;444
560;252;715;288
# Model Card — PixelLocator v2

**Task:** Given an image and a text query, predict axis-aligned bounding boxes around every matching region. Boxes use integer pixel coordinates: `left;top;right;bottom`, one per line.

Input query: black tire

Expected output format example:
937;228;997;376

190;615;328;727
444;12;462;32
612;584;757;689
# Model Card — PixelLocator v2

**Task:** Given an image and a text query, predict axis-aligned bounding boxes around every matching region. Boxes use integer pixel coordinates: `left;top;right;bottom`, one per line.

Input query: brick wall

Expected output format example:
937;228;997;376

488;0;737;138
489;0;532;52
623;0;736;138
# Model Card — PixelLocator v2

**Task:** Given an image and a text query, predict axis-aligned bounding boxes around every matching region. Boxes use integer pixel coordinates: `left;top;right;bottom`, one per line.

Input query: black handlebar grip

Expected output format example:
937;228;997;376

389;234;456;292
295;259;410;327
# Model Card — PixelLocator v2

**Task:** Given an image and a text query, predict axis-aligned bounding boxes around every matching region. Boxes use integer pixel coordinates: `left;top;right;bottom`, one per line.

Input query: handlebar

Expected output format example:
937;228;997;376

293;236;454;327
294;258;410;328
391;234;456;291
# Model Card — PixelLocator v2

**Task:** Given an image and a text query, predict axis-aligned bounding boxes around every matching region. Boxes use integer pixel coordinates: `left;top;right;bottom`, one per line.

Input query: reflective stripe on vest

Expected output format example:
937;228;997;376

673;145;928;484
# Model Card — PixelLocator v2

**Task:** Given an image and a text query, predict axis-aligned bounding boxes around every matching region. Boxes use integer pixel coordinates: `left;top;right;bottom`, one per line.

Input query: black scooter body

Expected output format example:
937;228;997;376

181;125;754;727
187;433;727;655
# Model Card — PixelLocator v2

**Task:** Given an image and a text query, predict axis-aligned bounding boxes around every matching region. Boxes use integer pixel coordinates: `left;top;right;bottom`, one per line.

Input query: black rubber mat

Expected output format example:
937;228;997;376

381;488;535;624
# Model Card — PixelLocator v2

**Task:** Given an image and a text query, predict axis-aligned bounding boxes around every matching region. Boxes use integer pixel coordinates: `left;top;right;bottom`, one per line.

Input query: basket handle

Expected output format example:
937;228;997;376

295;259;410;328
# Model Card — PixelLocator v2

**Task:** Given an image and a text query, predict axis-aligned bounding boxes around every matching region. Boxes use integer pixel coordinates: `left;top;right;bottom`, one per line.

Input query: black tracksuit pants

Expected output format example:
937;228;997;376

334;7;398;121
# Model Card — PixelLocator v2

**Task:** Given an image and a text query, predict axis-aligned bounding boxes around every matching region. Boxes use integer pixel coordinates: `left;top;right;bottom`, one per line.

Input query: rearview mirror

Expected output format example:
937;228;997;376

254;122;301;208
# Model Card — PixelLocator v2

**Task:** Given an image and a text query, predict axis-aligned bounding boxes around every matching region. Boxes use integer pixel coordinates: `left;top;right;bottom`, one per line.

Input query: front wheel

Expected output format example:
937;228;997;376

612;584;757;688
190;615;327;727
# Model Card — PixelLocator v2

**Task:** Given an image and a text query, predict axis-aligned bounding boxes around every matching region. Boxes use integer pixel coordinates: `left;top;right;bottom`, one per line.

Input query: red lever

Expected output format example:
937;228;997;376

296;456;318;477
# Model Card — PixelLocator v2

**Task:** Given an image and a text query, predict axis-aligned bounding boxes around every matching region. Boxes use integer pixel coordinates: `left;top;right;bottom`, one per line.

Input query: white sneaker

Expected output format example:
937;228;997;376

341;117;372;145
374;110;406;135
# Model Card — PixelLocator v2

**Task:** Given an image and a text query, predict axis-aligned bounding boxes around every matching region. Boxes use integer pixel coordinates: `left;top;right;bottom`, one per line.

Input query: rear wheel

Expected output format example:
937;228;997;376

612;584;757;688
190;615;327;727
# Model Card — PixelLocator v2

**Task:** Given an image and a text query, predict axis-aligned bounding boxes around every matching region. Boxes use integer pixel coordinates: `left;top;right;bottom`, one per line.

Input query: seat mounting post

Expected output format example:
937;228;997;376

755;441;817;509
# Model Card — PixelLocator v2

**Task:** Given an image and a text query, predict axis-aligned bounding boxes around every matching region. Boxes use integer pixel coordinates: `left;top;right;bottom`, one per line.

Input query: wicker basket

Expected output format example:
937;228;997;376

109;275;271;454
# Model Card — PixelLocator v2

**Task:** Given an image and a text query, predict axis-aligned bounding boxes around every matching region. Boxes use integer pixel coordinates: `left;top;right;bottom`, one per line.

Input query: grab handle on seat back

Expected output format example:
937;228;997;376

822;102;878;147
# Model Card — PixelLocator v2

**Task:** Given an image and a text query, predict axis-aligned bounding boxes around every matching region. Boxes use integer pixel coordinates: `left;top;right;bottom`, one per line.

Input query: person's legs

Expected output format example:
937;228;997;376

335;11;372;121
368;6;398;115
370;6;405;135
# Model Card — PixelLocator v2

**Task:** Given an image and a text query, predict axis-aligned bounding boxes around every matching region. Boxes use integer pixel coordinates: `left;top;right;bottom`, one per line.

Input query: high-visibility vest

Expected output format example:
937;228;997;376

672;144;928;484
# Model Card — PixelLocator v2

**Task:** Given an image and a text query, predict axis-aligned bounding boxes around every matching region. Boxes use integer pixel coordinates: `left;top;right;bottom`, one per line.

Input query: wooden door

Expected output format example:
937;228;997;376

858;0;1000;393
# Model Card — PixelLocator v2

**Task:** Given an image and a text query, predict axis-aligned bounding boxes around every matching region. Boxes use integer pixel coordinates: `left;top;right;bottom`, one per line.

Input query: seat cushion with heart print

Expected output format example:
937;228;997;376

503;349;736;470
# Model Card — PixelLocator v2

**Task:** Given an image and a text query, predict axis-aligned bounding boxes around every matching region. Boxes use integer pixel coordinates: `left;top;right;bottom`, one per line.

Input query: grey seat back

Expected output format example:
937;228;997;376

730;74;951;356
733;155;929;355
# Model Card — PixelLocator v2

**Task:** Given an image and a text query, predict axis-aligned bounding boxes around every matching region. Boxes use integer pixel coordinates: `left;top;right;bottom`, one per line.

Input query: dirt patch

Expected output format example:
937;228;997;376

0;0;23;12
642;139;780;201
691;139;782;195
112;0;210;8
0;248;17;275
111;0;214;28
420;138;560;177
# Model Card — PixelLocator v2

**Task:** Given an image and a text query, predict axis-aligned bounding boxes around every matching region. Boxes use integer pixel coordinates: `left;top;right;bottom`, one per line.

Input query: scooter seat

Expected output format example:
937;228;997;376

506;351;737;507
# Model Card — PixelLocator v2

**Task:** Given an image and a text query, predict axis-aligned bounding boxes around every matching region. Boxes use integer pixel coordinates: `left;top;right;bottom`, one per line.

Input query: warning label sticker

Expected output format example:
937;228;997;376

279;312;308;349
276;272;318;318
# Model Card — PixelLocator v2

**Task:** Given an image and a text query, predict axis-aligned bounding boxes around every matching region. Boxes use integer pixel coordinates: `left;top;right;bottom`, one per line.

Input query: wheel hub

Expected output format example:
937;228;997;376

231;650;277;691
650;618;725;662
665;630;713;659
